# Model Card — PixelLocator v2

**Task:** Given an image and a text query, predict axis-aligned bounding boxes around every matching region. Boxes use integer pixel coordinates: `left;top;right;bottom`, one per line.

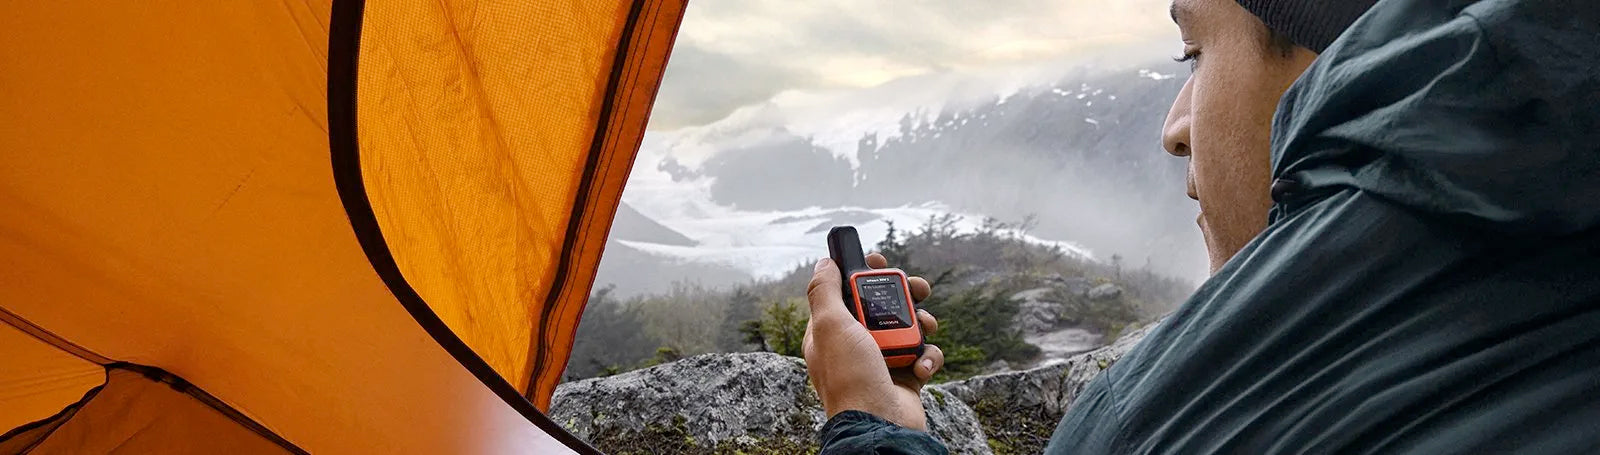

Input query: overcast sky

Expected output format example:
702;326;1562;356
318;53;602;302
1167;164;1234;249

650;0;1180;130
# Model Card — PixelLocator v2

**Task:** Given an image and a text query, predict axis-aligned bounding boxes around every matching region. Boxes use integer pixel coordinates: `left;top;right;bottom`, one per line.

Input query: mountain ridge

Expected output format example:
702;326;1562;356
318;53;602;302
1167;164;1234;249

596;62;1203;297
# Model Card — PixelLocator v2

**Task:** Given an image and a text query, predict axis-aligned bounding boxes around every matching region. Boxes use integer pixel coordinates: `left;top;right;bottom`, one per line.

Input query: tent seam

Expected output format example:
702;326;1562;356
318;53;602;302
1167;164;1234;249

0;305;113;366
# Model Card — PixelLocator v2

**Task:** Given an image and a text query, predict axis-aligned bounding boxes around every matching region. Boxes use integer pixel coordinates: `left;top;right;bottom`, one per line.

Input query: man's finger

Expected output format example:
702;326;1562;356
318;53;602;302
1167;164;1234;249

807;258;850;320
914;344;945;382
916;309;938;336
866;252;888;269
866;252;932;301
909;276;931;302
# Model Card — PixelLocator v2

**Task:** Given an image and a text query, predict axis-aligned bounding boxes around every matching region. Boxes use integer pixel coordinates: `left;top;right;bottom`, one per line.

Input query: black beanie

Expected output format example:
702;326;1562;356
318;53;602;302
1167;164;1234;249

1235;0;1379;53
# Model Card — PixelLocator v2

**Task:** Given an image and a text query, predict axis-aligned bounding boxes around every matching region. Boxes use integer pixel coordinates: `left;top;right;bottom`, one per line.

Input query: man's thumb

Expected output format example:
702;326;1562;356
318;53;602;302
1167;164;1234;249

807;258;849;319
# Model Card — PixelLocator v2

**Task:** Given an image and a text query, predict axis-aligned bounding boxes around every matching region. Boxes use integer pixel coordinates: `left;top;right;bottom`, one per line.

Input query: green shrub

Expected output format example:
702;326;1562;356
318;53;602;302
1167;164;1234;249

757;298;808;357
568;212;1192;382
922;284;1039;381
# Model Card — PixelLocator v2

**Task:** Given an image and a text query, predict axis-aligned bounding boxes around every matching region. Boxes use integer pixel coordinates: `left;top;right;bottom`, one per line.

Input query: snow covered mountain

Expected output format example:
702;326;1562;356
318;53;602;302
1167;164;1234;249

595;61;1202;296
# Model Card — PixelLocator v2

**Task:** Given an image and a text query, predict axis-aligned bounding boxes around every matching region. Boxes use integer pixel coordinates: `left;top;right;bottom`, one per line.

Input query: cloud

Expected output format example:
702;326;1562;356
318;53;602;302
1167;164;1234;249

647;0;1181;129
651;45;806;129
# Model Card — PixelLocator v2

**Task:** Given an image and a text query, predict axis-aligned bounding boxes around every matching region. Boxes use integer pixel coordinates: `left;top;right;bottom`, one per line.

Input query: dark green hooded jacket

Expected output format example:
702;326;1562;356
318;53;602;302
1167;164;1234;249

819;0;1600;453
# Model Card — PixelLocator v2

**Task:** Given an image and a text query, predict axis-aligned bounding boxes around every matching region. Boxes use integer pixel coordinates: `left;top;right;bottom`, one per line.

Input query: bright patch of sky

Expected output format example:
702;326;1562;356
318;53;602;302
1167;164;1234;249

649;0;1181;131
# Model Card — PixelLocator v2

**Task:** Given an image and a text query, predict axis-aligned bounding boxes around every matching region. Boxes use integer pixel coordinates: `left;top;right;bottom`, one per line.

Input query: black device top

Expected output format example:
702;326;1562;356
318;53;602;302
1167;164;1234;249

827;226;870;276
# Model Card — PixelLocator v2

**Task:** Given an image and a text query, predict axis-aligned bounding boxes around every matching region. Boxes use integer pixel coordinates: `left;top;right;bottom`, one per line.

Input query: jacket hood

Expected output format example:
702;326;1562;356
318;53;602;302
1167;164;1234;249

1269;0;1600;236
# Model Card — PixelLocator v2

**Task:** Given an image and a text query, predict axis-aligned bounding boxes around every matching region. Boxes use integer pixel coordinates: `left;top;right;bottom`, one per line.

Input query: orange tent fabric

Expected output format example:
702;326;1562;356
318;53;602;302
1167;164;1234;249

0;322;101;439
0;0;684;452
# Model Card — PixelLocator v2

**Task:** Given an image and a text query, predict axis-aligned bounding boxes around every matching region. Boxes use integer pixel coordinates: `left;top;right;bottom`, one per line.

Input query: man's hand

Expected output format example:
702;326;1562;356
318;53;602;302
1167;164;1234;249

804;253;944;430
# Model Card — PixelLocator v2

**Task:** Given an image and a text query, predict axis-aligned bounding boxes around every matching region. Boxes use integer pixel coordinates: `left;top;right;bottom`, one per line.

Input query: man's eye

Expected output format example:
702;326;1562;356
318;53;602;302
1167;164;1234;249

1173;50;1201;71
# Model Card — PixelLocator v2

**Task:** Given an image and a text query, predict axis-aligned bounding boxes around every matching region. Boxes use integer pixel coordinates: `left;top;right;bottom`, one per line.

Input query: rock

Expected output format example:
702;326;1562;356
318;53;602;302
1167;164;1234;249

548;321;1169;455
1087;283;1123;301
1023;328;1101;365
1011;286;1118;370
1014;306;1057;334
923;387;992;455
552;352;992;454
551;353;819;454
936;318;1162;455
1052;276;1095;297
1010;287;1062;334
1009;287;1054;302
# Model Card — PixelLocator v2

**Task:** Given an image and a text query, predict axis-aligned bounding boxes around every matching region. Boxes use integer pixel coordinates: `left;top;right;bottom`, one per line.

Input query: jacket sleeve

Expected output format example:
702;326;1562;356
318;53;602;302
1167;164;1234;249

1044;373;1122;454
817;410;949;455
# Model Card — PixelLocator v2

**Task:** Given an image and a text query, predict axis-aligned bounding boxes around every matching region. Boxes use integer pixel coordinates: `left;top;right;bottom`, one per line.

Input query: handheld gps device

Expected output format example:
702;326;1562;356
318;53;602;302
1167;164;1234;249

827;226;925;368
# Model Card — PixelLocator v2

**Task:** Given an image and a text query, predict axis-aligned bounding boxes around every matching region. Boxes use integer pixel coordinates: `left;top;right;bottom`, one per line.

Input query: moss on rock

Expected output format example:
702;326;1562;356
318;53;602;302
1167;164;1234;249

586;413;820;455
970;396;1060;455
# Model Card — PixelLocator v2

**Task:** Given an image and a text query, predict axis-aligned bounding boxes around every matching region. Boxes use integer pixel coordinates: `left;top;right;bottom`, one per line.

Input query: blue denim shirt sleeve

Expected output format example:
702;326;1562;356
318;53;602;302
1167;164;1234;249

817;410;949;455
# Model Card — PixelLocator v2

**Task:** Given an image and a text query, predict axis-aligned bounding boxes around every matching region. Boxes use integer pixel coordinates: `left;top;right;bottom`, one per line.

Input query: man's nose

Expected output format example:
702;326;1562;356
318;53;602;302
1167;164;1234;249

1162;78;1193;158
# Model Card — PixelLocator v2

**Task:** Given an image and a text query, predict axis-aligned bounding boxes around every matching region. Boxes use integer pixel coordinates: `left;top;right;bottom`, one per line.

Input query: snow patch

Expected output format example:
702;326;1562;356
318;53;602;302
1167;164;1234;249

623;134;1095;280
617;202;1094;279
613;63;1185;280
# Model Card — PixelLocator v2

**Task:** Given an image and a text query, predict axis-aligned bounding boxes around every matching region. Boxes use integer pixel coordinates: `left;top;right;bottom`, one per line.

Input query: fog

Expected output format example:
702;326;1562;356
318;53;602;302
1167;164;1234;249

593;1;1207;296
651;0;1179;130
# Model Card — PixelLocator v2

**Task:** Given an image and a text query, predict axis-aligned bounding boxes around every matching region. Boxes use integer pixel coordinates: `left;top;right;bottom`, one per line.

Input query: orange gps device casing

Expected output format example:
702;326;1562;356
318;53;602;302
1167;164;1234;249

828;226;926;368
846;269;924;368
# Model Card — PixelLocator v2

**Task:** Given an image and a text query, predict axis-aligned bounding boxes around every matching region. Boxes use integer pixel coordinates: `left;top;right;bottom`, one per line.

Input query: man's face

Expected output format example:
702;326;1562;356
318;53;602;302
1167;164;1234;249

1163;0;1317;274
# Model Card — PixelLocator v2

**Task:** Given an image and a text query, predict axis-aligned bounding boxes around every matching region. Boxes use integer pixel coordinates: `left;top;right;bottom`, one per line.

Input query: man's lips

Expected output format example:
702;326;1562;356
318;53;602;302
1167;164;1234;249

1187;177;1201;226
1188;190;1200;226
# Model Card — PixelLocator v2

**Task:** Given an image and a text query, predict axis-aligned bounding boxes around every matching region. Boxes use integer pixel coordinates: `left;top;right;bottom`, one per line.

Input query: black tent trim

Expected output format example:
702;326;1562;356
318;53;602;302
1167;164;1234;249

109;363;312;454
0;308;308;454
0;380;102;450
527;0;654;401
325;0;602;452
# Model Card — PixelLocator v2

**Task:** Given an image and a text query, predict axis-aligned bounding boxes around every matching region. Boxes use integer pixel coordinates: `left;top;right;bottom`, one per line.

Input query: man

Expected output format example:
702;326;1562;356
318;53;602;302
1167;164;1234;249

806;0;1600;453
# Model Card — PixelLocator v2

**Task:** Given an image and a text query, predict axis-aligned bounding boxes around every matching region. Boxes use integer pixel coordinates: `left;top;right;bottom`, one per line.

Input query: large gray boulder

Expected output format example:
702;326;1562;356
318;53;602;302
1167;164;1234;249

551;352;991;454
550;319;1164;455
936;318;1161;454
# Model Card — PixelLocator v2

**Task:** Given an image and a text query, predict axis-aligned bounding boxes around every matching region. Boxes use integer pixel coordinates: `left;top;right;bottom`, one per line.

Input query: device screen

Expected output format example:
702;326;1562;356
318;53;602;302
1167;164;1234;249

856;276;912;330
